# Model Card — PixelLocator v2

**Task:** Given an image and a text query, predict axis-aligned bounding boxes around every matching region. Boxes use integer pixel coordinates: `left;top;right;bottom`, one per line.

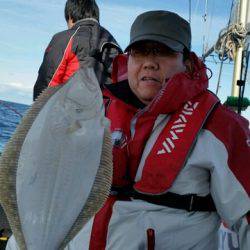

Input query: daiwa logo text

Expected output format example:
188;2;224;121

157;101;199;155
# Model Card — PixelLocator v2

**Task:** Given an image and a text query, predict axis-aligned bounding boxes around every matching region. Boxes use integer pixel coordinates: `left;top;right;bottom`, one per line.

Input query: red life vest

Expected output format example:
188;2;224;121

103;53;219;192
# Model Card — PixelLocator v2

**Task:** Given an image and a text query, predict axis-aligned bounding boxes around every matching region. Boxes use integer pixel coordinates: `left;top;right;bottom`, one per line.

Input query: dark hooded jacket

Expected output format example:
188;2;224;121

33;18;121;100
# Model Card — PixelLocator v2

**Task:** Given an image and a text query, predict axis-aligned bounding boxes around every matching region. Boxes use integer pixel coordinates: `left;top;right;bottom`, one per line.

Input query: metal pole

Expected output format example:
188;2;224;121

231;0;247;96
202;0;208;55
202;46;215;61
216;59;224;95
189;0;192;24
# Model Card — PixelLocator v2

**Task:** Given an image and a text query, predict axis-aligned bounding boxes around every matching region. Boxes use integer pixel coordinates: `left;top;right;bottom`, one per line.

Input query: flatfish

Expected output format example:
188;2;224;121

0;68;113;250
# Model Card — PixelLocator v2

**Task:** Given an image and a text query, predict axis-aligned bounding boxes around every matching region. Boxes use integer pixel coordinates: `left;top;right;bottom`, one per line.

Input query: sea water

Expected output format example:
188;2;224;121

0;100;29;153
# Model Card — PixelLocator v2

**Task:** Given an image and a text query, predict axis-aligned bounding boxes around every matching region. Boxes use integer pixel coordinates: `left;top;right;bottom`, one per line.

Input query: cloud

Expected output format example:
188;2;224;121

0;41;27;52
2;82;32;92
0;81;32;93
0;82;32;105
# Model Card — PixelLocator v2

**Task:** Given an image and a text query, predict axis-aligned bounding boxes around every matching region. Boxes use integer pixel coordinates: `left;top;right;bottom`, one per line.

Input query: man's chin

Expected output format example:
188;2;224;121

138;95;156;105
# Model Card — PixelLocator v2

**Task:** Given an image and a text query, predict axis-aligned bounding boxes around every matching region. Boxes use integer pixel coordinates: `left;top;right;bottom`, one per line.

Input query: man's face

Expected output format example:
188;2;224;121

127;41;186;105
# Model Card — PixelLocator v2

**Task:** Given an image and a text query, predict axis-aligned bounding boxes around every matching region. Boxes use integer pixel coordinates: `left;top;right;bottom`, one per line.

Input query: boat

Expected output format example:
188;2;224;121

0;0;249;249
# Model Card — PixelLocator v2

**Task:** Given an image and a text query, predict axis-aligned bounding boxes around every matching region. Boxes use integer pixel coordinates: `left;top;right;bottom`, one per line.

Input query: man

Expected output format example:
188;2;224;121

65;10;249;250
7;10;250;250
33;0;121;100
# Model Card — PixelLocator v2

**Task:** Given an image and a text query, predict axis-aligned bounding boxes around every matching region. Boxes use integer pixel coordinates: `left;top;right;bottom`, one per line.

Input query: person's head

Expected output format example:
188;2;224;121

125;10;192;105
65;0;99;28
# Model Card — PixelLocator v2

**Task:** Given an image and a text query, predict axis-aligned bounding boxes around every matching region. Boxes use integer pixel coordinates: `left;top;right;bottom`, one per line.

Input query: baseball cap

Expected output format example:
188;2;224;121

125;10;191;52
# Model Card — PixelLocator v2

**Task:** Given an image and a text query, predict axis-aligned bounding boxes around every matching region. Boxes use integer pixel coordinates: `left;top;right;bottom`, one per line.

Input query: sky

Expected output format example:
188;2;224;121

0;0;249;119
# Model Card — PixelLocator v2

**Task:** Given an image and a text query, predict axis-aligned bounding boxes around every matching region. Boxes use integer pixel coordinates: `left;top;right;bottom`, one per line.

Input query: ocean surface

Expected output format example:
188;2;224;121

0;100;29;153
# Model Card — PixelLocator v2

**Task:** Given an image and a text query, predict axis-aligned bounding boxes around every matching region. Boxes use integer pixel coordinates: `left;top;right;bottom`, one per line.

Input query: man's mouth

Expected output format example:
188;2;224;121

141;77;160;83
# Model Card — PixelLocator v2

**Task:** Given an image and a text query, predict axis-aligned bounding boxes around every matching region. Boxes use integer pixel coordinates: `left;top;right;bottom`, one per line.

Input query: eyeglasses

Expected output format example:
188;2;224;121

128;43;181;58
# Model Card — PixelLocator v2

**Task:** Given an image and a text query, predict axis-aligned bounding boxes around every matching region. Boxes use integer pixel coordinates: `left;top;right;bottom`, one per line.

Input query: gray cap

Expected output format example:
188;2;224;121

125;10;191;52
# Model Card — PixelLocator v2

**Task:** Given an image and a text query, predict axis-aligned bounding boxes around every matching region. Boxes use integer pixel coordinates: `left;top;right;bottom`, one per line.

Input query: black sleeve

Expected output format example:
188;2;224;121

33;32;70;101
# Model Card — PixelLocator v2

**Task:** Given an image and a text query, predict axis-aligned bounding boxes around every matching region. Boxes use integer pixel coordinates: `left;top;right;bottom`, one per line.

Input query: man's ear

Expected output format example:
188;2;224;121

67;16;74;29
184;58;194;74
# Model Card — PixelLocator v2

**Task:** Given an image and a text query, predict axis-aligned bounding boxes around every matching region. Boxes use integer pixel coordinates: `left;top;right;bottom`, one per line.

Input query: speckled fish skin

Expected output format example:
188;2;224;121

0;67;113;250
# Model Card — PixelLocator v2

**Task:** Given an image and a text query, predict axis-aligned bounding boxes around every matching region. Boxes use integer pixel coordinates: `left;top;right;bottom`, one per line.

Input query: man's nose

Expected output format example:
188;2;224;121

143;57;159;70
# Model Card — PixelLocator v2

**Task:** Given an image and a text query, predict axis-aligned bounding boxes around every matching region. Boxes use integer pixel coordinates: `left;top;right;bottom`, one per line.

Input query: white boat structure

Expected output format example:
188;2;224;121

202;0;250;115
